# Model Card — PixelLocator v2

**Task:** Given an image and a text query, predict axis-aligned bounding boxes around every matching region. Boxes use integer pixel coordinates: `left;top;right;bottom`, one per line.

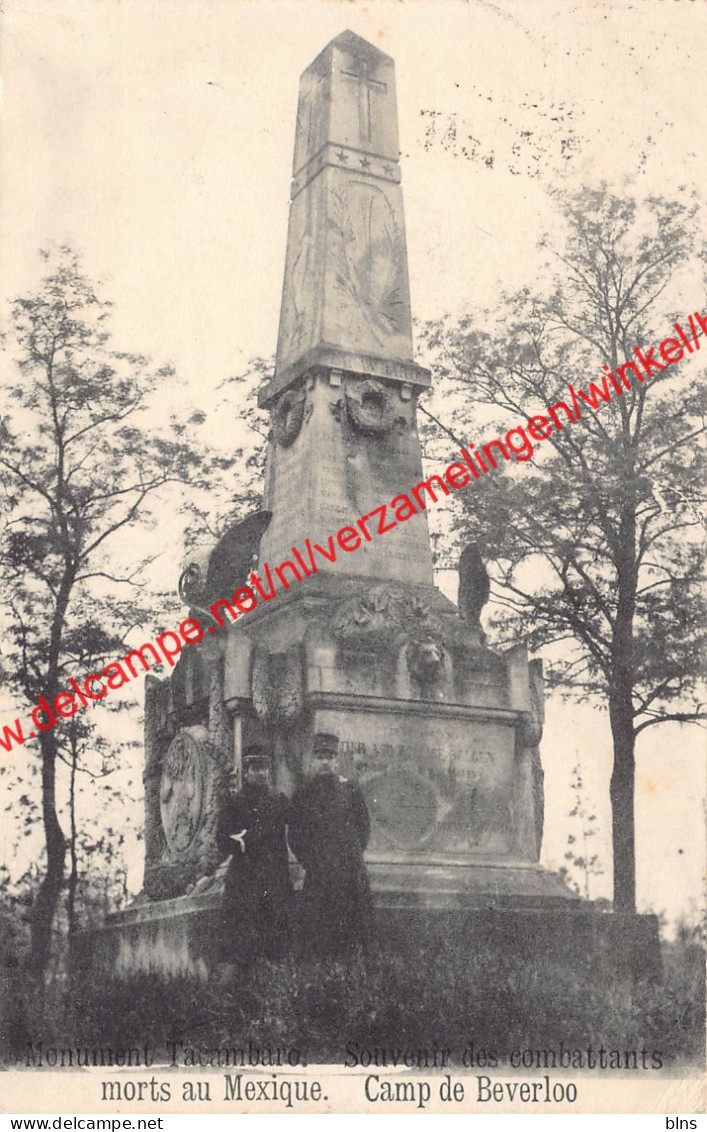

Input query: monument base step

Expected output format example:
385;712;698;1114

71;885;661;984
368;856;576;906
375;905;661;981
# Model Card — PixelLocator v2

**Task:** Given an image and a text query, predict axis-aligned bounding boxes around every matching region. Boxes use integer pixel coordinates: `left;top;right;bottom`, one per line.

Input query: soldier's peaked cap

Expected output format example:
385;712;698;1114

243;747;270;766
313;732;338;754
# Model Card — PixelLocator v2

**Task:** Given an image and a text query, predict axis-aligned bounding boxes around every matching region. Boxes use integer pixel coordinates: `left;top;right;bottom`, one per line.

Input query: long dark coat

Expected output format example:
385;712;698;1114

288;774;373;957
216;784;292;964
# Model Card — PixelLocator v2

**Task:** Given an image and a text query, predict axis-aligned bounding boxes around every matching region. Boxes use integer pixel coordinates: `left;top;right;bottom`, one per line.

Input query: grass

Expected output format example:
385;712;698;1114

4;936;704;1069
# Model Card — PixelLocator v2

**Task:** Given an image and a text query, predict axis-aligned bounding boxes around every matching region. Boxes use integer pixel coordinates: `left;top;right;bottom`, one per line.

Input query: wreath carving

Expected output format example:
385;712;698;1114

272;387;306;447
345;379;396;437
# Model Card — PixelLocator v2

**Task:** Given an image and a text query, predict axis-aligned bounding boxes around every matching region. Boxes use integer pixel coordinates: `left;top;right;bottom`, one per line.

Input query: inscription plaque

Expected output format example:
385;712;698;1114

329;711;517;856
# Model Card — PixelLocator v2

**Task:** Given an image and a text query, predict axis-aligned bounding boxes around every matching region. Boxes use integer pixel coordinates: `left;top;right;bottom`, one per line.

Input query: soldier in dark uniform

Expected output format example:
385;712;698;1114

216;748;292;969
288;732;374;958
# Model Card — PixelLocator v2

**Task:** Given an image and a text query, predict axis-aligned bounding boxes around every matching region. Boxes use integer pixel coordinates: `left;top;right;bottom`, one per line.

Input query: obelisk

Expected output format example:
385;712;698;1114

258;31;434;585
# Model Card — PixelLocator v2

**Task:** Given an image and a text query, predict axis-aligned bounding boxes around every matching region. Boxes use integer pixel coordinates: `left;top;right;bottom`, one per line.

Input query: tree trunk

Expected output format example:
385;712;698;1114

609;501;638;914
67;732;78;934
609;688;636;913
29;730;66;974
30;571;74;973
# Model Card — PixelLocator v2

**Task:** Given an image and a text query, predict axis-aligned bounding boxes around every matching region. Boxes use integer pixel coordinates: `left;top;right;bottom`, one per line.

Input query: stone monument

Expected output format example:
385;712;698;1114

77;31;659;978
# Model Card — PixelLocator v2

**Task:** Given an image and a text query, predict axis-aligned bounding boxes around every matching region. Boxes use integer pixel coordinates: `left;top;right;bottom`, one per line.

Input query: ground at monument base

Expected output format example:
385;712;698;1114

5;921;702;1071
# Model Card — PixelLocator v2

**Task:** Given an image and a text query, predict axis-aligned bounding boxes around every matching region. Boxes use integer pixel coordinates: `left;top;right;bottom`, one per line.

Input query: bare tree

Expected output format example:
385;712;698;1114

0;249;229;972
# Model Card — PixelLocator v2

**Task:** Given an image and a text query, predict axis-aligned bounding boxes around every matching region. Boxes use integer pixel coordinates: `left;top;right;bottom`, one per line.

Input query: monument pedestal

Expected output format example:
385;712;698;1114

82;565;602;983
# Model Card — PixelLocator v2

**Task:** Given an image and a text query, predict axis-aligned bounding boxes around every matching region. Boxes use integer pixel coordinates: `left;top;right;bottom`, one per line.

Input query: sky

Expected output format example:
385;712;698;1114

0;0;705;927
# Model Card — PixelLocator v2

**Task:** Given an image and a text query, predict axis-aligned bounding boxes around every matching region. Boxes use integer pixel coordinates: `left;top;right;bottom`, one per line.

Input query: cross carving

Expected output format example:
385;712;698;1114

341;58;387;144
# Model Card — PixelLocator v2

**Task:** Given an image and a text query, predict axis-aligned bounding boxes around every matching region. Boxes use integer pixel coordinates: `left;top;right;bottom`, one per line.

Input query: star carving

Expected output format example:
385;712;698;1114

336;149;349;163
359;156;371;169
